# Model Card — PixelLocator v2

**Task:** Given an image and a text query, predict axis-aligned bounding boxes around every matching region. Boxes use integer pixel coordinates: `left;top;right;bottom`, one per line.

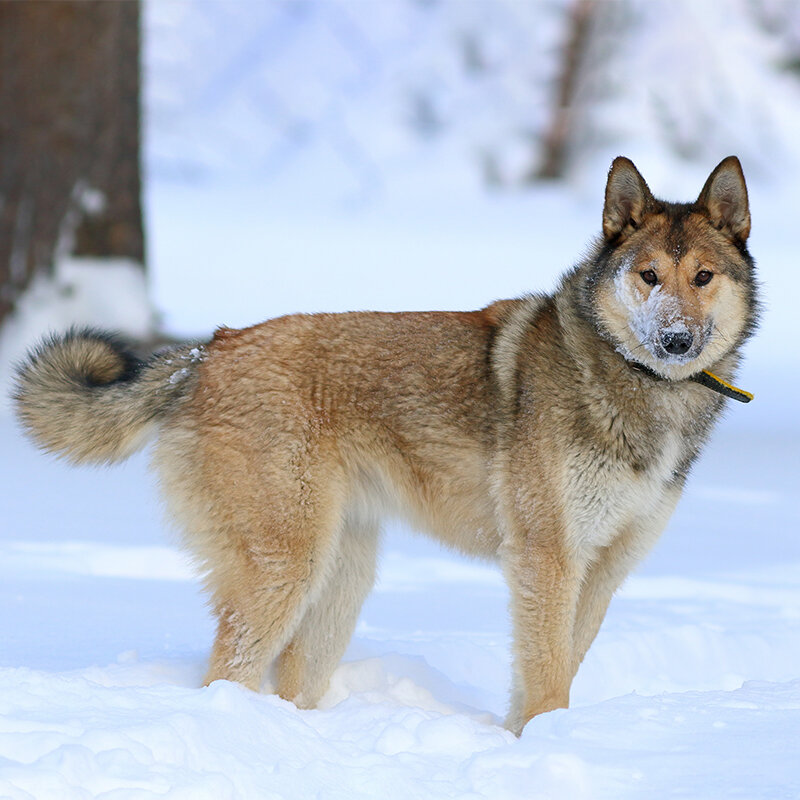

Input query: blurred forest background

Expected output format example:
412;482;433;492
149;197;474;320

2;0;800;358
143;0;800;187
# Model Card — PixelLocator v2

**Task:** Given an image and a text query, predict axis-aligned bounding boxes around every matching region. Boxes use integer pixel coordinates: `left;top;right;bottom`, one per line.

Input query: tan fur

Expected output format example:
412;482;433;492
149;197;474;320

13;157;758;734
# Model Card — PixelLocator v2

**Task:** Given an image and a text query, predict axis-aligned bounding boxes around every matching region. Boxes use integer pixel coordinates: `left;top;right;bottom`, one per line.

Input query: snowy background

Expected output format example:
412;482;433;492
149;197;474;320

2;1;800;797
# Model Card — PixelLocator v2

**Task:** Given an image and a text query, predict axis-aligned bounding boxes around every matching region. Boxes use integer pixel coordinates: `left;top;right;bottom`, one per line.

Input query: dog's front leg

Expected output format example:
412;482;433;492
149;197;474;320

570;494;680;677
502;535;583;735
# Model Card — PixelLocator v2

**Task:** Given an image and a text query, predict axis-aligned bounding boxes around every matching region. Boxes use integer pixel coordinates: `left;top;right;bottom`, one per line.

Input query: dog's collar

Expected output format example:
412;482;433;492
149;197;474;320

629;362;753;403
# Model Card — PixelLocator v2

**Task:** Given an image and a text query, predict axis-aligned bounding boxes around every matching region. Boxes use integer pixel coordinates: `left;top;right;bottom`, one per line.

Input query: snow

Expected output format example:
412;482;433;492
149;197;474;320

3;1;800;797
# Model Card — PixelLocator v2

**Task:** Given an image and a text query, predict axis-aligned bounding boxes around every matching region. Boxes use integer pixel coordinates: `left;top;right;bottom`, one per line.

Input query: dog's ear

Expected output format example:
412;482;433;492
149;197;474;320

696;156;750;244
603;157;653;242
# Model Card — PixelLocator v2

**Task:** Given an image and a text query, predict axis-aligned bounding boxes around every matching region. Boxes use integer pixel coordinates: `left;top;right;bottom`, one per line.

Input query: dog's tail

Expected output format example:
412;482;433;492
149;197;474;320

13;328;205;465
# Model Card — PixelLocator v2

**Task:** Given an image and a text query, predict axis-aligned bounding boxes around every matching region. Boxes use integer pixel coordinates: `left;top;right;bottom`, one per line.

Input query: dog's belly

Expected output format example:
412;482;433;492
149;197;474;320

344;448;503;561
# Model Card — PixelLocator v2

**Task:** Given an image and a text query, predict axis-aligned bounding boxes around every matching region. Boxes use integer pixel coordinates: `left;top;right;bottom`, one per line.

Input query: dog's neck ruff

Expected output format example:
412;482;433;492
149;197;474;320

629;362;753;403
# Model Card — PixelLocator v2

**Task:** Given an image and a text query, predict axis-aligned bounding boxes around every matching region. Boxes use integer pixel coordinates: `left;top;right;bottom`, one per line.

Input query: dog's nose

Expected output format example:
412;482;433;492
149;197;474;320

661;330;693;355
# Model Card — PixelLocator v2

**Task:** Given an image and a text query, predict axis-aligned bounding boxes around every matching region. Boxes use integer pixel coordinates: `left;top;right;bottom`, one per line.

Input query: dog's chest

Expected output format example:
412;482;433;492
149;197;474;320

561;409;687;552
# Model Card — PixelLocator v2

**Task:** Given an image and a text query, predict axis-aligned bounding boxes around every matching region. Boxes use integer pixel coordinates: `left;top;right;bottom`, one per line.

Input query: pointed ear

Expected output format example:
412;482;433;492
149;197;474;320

603;157;654;241
697;156;750;243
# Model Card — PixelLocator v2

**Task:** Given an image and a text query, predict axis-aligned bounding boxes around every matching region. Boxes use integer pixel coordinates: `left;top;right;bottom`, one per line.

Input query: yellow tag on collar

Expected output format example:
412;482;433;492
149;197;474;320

692;370;753;403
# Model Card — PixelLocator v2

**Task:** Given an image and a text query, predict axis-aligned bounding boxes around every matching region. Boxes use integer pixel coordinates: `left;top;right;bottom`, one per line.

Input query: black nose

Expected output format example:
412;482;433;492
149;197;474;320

661;331;693;355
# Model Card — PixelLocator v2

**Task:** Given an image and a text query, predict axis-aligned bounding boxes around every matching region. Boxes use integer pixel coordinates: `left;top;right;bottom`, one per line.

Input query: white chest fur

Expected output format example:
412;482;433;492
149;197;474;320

562;429;684;559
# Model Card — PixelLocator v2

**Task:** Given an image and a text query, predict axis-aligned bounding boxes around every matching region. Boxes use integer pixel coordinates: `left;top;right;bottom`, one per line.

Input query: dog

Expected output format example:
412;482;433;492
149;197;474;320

13;156;758;734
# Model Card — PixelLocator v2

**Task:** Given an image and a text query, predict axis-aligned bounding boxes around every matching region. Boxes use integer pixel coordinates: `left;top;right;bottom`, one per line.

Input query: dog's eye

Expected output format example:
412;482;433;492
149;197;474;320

694;270;713;287
640;270;658;286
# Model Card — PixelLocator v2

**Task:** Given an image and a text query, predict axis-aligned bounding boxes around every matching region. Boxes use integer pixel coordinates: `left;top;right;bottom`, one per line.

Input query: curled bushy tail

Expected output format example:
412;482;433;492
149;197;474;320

13;328;205;464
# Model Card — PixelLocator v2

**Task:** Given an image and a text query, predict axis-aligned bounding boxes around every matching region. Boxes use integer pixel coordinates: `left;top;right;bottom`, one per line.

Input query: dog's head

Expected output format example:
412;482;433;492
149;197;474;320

590;156;759;380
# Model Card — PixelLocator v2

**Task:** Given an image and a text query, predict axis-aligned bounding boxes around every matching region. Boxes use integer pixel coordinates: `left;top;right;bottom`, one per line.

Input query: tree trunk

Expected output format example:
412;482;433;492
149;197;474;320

531;0;597;181
0;0;145;328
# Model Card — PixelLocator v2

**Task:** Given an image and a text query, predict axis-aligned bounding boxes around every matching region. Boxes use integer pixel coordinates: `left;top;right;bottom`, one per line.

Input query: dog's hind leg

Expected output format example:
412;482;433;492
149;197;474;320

275;512;380;708
201;456;350;693
204;552;319;693
206;601;282;691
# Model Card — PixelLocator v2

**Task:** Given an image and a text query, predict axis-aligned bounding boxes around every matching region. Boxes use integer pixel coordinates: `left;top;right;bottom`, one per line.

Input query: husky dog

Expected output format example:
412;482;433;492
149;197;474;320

14;156;758;733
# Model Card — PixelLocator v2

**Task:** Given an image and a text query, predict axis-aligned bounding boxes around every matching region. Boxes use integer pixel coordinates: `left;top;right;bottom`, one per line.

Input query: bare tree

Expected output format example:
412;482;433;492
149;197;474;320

0;0;145;328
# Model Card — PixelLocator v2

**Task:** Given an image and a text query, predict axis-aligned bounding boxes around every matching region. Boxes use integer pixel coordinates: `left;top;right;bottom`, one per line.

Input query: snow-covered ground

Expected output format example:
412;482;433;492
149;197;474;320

3;1;800;796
